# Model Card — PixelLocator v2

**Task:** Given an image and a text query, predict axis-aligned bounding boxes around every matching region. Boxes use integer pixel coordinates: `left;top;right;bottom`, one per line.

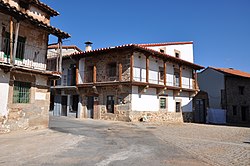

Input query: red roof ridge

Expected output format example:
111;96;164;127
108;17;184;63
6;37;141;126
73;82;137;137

209;66;250;78
137;41;193;47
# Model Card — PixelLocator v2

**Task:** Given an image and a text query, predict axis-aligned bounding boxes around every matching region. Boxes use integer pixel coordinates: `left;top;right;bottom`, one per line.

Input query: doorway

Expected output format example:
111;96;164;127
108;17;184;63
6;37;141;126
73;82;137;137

241;106;249;122
61;96;67;116
194;99;206;123
87;96;94;118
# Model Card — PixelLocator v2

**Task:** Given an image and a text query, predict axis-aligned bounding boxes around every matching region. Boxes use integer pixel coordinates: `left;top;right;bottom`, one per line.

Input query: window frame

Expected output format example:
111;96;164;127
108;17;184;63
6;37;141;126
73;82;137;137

13;81;31;104
159;97;167;110
107;62;117;77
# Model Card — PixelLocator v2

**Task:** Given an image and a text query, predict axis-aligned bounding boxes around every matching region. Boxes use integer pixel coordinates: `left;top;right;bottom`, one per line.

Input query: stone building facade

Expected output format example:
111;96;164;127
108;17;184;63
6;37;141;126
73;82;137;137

0;0;69;133
67;42;204;123
198;67;250;125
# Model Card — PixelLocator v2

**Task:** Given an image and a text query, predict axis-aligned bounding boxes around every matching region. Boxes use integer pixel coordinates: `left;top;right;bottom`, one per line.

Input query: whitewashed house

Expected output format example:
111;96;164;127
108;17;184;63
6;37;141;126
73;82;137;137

69;41;204;122
0;0;69;132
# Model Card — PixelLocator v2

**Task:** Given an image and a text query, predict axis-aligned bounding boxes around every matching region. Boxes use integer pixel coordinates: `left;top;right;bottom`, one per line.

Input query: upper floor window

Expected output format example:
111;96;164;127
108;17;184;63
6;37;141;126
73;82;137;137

239;86;245;95
174;50;180;58
108;62;116;77
173;68;180;87
2;32;26;60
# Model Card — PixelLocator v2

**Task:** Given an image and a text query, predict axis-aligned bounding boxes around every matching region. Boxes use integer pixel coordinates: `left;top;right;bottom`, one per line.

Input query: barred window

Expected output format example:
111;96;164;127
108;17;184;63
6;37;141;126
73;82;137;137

13;81;31;103
160;98;166;109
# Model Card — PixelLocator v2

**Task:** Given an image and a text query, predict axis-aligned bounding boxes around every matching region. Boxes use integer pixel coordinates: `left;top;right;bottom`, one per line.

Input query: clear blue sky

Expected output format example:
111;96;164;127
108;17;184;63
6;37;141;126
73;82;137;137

43;0;250;72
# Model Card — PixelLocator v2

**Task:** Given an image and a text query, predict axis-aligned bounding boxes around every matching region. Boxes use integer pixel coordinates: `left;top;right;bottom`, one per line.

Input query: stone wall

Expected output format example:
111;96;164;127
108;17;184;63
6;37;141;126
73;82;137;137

1;71;50;133
225;76;250;124
182;112;193;122
84;49;131;82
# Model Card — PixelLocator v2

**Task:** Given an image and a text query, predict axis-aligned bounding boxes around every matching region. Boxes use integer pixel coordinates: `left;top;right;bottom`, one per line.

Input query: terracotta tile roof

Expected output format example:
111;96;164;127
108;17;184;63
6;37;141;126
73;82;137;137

48;44;82;52
0;0;70;39
138;41;193;47
68;44;204;70
34;0;59;16
210;67;250;78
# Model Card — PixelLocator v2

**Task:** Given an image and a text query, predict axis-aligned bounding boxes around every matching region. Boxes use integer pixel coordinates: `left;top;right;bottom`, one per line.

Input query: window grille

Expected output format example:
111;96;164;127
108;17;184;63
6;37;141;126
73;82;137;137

13;81;31;103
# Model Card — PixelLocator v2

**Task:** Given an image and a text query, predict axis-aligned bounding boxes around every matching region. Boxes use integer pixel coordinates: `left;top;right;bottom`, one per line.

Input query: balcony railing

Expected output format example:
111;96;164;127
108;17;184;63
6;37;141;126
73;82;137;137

0;37;46;70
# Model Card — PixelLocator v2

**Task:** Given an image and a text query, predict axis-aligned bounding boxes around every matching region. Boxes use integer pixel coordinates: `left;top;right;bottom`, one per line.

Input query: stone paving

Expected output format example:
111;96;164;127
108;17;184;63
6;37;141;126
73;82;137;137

145;123;250;166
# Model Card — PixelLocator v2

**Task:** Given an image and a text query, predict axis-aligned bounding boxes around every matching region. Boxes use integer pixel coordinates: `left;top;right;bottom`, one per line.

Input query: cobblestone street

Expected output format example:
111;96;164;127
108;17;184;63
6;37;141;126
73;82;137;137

0;117;249;166
148;123;250;166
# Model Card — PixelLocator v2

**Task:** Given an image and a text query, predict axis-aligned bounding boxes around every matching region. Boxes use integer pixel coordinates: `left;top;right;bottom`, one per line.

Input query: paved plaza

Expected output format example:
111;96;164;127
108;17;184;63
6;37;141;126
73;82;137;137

0;116;249;166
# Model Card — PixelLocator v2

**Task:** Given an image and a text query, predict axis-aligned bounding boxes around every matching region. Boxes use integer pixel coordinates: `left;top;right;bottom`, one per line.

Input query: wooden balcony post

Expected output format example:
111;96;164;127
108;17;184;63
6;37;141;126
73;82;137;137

76;61;79;85
130;53;134;82
119;62;122;82
194;70;198;89
93;65;96;83
58;38;62;73
13;21;20;63
179;65;182;88
146;55;149;83
164;61;167;86
9;17;13;64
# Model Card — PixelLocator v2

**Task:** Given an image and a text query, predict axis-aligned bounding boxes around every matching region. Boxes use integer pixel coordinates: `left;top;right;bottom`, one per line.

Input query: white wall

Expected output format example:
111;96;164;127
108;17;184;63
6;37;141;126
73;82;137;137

146;43;194;63
131;86;159;111
0;70;10;117
133;52;193;89
198;68;224;109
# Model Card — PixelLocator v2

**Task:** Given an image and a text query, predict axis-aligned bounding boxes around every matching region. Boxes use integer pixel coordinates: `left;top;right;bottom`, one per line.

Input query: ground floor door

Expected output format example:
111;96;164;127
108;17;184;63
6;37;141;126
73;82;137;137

61;96;67;116
87;96;94;118
194;99;206;123
241;106;249;122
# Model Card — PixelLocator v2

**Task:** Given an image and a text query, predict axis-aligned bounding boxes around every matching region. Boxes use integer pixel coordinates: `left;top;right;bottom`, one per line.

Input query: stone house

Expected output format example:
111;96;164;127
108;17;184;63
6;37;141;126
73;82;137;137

0;0;69;132
198;67;250;125
47;44;82;117
63;41;204;122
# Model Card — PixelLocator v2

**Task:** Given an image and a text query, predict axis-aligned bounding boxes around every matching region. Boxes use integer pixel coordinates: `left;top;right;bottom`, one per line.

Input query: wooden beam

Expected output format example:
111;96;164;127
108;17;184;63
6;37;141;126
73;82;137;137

9;17;13;64
13;21;20;64
75;61;79;85
119;62;122;82
194;70;198;90
179;65;182;88
146;55;149;83
58;38;62;73
164;61;167;86
93;65;96;83
130;53;134;82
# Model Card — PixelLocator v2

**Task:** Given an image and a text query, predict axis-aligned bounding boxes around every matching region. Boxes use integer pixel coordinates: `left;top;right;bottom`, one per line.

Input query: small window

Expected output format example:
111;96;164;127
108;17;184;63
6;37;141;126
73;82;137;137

176;102;181;112
159;67;164;80
13;81;31;103
160;98;166;109
108;63;116;77
174;50;180;58
232;105;237;116
239;86;244;95
160;49;165;53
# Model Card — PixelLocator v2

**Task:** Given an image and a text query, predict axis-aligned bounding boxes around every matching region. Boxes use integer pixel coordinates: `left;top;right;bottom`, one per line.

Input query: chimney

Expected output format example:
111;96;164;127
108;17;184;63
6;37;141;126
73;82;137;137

85;41;93;51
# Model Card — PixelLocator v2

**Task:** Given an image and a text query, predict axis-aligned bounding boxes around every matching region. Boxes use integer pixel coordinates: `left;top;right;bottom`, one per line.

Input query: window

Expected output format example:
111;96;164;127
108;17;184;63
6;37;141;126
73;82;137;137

108;63;116;77
174;68;180;86
3;32;26;60
232;105;237;116
159;67;164;80
174;50;180;58
13;81;31;103
160;98;166;109
176;102;181;112
160;49;165;53
239;86;244;95
106;95;114;113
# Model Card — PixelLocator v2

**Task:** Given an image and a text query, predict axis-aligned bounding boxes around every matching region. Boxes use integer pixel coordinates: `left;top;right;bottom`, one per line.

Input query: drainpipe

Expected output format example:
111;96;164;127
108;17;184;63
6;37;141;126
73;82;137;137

13;21;20;64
